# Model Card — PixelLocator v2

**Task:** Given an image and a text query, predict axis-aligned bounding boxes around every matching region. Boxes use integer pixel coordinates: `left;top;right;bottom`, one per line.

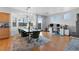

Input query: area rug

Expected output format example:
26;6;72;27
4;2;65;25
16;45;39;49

32;36;50;47
11;36;50;51
64;37;79;51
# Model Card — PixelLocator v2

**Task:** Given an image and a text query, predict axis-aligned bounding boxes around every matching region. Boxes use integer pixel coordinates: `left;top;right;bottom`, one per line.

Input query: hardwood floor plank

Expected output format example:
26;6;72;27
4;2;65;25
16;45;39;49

0;32;70;51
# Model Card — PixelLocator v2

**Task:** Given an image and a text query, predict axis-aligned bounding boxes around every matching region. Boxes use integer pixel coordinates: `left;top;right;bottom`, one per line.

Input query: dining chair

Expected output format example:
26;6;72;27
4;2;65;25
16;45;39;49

31;31;40;42
20;30;29;37
18;29;21;34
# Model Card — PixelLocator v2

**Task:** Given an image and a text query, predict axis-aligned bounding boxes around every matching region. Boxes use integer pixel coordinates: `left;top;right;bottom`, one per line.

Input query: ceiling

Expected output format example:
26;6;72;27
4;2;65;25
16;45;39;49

0;7;78;16
13;7;78;16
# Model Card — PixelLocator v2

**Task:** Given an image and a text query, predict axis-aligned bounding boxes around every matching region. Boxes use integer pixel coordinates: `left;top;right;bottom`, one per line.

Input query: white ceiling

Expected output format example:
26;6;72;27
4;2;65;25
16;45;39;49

13;7;78;16
0;7;78;16
32;7;77;15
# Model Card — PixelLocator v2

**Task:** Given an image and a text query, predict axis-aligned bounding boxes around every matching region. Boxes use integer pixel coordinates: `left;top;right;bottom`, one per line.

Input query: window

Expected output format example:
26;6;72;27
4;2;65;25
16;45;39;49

50;15;62;23
38;16;42;23
37;16;43;29
18;18;27;26
64;12;72;20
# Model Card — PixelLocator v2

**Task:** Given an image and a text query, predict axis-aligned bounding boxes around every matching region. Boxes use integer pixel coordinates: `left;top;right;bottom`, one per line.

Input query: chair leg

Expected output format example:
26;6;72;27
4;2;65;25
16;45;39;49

36;38;39;42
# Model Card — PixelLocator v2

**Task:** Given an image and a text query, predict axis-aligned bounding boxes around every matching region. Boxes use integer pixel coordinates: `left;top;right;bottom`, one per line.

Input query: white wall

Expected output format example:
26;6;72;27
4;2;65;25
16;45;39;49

1;7;79;35
42;16;47;30
10;13;37;36
30;14;37;28
42;8;79;32
10;8;79;34
10;13;19;36
49;11;76;32
0;7;27;36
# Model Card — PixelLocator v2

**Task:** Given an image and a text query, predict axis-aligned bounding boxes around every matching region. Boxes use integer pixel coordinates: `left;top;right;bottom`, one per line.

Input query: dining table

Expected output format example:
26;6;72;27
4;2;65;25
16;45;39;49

19;28;41;43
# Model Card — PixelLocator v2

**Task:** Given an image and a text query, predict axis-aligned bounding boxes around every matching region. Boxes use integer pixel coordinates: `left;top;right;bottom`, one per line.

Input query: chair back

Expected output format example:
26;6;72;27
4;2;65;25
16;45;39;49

18;29;21;33
20;30;29;37
31;31;40;38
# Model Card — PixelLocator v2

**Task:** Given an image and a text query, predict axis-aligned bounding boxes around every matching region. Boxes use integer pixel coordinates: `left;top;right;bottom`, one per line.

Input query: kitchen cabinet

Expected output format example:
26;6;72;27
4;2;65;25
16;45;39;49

0;12;10;39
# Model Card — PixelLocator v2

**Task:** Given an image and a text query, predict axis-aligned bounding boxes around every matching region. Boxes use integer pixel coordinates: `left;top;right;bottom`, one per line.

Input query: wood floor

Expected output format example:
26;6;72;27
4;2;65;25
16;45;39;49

0;32;71;51
32;32;71;51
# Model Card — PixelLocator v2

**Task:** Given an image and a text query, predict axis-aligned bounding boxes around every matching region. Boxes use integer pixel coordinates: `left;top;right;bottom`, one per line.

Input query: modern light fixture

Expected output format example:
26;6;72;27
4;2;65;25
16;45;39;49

26;7;32;31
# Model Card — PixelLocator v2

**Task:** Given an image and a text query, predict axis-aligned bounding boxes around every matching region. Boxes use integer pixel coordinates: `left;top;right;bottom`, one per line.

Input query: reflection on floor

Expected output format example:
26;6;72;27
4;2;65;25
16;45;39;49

0;38;11;51
0;32;71;51
65;37;79;51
